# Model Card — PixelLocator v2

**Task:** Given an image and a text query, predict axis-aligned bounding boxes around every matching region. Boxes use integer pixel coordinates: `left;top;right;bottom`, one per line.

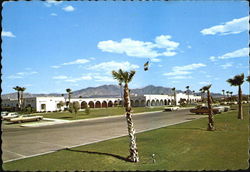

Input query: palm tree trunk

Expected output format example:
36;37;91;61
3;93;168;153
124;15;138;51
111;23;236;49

124;83;139;162
207;90;215;131
17;91;21;109
120;84;123;107
238;86;243;119
174;91;177;106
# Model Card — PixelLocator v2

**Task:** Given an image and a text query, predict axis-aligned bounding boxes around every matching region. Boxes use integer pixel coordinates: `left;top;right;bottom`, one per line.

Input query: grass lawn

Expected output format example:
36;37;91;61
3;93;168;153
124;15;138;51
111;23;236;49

3;104;249;171
31;106;169;120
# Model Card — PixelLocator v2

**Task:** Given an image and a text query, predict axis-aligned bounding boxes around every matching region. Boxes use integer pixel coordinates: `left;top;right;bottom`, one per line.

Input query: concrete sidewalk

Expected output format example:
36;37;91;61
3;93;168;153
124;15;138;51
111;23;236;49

20;107;194;128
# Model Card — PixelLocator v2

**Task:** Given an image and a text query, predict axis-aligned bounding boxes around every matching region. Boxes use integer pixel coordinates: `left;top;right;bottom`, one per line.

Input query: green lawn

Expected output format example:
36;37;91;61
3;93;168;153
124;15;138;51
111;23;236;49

32;106;169;120
4;104;249;171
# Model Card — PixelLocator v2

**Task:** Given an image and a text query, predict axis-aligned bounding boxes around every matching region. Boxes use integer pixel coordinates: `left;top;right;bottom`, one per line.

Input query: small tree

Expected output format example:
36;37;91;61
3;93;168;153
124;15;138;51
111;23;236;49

69;101;80;119
85;106;90;115
57;101;65;111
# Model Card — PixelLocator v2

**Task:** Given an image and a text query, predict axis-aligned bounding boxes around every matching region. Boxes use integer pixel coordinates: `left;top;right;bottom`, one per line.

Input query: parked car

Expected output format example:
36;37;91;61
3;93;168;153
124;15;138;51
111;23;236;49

190;106;220;114
10;115;43;123
164;106;180;111
1;111;9;117
213;105;230;112
2;112;19;120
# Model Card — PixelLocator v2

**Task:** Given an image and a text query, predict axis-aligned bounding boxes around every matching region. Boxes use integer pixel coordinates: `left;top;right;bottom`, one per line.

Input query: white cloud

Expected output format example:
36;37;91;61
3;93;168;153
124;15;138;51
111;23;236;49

65;76;92;82
220;62;233;69
51;65;61;69
187;45;192;49
97;35;179;60
199;81;211;85
2;31;15;37
164;70;191;76
62;5;75;12
201;16;249;35
218;48;248;60
62;59;89;65
164;63;206;79
93;76;116;82
88;61;139;73
151;58;161;62
52;75;68;80
209;56;217;62
44;0;62;7
50;13;58;16
169;76;193;80
210;48;248;61
7;71;38;79
173;63;206;71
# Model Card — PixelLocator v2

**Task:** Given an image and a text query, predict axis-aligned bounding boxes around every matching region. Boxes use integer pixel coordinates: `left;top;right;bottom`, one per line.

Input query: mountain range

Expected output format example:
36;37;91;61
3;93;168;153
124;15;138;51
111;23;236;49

1;84;223;99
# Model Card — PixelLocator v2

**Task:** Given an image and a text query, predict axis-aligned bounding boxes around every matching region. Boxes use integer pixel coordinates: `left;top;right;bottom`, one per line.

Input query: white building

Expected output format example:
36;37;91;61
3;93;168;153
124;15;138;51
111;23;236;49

2;93;201;112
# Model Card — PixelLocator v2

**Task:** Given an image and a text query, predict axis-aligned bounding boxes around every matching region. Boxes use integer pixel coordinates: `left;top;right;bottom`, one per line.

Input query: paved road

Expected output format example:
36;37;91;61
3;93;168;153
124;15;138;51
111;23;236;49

2;109;205;162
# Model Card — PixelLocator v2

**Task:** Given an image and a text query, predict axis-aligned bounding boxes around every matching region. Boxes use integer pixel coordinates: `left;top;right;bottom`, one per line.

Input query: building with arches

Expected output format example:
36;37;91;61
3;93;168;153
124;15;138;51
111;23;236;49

2;93;201;112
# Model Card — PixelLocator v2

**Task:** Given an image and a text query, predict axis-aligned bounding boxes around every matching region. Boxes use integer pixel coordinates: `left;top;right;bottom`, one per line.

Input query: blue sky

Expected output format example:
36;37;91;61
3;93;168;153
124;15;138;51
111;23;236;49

2;1;249;95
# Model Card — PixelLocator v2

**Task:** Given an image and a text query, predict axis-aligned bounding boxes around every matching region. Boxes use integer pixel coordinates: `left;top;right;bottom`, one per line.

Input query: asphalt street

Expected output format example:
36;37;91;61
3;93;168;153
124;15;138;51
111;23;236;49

2;109;205;162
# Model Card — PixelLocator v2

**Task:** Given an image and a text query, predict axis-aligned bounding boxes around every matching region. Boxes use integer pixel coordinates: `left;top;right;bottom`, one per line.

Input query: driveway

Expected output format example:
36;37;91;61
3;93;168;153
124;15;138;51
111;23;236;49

2;109;205;162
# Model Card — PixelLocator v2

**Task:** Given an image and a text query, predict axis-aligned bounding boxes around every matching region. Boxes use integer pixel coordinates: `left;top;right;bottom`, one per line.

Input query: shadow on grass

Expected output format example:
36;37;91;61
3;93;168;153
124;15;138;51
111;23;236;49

60;116;72;119
166;127;205;131
65;148;130;162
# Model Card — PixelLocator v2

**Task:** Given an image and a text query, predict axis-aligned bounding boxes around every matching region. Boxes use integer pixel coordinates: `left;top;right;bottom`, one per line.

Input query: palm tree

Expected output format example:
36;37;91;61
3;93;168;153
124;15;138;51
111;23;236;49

229;91;233;101
222;89;225;100
227;73;244;119
200;84;215;131
246;76;250;82
171;87;176;106
13;86;21;109
226;91;230;101
112;69;139;162
185;86;190;104
66;88;72;107
19;87;26;109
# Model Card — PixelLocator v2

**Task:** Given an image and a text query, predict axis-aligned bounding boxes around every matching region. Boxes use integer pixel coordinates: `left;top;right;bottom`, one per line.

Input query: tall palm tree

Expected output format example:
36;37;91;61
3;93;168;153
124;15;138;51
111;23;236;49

171;87;176;106
19;87;26;109
229;91;233;101
13;86;21;109
112;69;139;162
226;91;230;101
185;86;190;104
227;73;244;119
66;88;72;106
222;89;225;100
200;84;215;131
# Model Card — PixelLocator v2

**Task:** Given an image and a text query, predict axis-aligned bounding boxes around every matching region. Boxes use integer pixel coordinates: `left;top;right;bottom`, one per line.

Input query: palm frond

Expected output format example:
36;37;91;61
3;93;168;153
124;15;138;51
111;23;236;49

128;70;136;83
112;70;124;84
246;75;250;82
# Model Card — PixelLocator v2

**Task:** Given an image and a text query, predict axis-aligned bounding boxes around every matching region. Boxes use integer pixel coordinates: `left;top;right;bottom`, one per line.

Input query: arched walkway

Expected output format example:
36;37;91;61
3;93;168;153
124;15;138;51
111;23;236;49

156;100;160;106
164;99;167;105
131;100;134;107
146;100;150;106
141;100;145;107
114;100;119;107
160;99;164;106
151;100;156;106
81;101;88;109
88;101;95;108
135;100;140;107
95;101;101;108
168;99;171;105
102;101;107;108
108;101;113;107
